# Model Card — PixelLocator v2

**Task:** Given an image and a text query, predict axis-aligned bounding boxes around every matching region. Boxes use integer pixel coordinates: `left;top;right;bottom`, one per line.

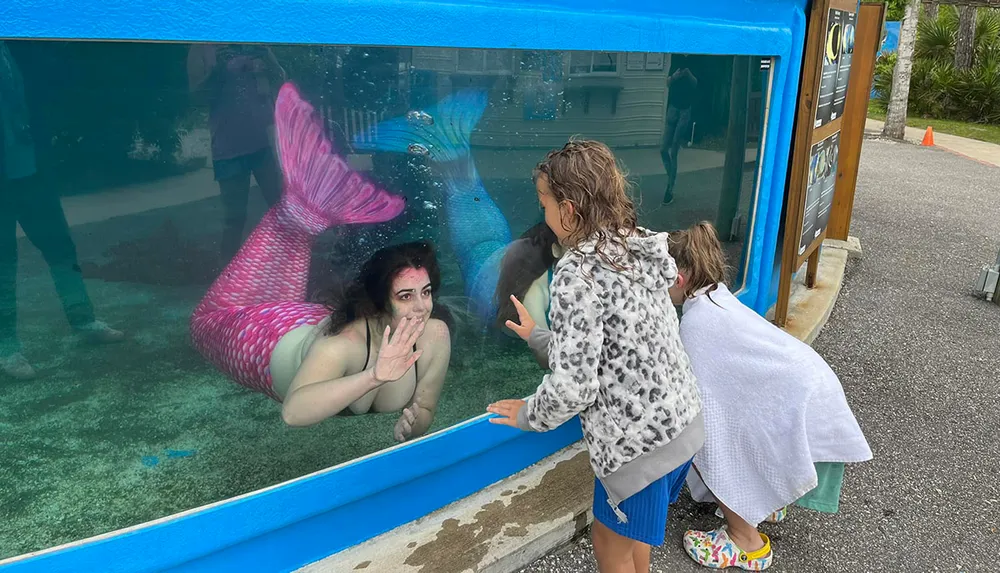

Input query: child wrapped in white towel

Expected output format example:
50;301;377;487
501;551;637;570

666;222;873;571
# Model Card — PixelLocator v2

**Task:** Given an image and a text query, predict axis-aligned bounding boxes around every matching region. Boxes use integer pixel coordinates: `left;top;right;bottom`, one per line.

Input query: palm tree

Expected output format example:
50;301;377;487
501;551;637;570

875;5;1000;124
915;5;1000;65
956;5;978;69
925;1;940;21
884;0;922;139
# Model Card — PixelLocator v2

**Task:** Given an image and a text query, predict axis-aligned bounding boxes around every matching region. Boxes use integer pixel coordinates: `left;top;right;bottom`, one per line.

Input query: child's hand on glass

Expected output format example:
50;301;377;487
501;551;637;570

487;399;526;428
504;295;536;341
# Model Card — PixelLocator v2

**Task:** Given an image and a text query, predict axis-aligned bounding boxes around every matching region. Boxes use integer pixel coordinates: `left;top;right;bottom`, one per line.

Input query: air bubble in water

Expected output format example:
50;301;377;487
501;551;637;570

408;143;430;156
407;110;434;126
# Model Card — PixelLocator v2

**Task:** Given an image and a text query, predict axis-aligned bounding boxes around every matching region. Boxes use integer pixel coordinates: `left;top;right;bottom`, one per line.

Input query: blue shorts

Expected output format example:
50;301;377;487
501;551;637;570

592;457;693;546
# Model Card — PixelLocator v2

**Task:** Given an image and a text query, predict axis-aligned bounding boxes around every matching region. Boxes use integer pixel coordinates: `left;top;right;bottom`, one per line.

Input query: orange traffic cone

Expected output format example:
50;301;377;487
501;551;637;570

921;126;935;146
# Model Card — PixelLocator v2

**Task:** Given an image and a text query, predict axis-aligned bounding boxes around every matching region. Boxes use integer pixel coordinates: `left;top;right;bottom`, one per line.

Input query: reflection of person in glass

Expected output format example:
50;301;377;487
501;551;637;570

1;41;124;380
660;60;697;205
189;83;451;441
187;44;286;262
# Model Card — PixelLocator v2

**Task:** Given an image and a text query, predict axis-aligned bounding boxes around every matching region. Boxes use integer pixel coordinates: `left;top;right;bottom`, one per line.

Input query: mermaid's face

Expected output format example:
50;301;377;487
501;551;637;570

387;267;433;327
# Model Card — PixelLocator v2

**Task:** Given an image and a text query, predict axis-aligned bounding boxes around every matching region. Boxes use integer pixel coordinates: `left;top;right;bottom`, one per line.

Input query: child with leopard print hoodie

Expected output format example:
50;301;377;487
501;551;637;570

488;140;703;573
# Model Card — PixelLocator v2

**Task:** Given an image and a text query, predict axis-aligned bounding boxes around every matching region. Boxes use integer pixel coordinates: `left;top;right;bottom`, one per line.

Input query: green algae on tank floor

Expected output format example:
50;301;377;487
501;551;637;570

0;272;541;559
1;193;540;558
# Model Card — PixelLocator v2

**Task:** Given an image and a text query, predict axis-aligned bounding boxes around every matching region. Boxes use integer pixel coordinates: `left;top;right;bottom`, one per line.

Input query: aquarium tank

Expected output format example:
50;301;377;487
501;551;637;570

0;40;772;559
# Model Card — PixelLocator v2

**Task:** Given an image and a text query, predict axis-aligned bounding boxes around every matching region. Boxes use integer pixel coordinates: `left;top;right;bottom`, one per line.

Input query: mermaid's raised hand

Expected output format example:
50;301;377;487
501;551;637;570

372;317;425;384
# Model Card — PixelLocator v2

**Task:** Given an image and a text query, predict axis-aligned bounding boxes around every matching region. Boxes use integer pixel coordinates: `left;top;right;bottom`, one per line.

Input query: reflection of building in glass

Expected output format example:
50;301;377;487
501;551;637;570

410;49;671;148
401;48;769;281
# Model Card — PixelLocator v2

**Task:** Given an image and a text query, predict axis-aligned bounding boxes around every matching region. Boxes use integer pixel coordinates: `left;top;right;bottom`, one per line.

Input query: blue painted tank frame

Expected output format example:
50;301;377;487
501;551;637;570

0;0;809;570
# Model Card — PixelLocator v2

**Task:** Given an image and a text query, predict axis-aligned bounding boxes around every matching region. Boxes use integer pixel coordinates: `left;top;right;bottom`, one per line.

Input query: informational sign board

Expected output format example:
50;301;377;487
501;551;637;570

815;9;840;126
829;2;886;243
815;8;856;127
799;130;840;255
833;10;856;120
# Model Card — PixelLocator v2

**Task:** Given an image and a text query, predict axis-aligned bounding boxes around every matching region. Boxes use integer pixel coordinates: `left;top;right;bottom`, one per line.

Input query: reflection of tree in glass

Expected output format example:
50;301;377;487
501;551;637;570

8;41;193;195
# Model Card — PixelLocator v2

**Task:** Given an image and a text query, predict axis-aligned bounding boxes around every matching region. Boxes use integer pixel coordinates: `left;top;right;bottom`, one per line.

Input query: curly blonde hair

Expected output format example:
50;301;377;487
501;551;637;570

532;139;638;270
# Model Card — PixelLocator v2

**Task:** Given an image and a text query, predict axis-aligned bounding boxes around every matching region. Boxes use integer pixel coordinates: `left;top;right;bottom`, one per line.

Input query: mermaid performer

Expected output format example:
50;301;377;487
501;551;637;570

190;83;452;441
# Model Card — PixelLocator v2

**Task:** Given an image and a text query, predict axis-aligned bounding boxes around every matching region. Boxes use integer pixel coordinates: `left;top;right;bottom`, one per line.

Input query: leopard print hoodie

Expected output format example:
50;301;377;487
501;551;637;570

516;227;702;480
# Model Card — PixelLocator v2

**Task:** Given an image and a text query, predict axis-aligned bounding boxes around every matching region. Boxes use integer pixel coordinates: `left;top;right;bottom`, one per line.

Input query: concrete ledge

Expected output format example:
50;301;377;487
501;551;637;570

299;240;853;573
824;236;863;260
297;444;592;573
765;241;851;345
787;246;848;345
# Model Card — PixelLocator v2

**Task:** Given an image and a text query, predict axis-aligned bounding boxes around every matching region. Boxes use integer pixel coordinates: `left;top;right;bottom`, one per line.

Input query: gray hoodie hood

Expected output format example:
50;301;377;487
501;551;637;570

568;227;678;293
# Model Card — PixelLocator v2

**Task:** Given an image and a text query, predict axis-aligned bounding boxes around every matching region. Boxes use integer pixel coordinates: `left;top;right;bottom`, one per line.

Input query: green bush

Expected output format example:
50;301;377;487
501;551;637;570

10;41;193;195
883;0;908;22
871;52;896;111
873;7;1000;125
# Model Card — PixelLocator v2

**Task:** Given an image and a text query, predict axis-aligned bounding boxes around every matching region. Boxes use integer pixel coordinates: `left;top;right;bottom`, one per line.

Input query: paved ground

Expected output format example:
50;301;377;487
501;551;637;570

519;138;1000;573
865;118;1000;168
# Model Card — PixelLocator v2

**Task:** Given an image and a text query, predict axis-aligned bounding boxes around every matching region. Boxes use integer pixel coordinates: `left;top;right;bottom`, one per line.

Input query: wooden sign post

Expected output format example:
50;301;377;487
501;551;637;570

774;0;861;327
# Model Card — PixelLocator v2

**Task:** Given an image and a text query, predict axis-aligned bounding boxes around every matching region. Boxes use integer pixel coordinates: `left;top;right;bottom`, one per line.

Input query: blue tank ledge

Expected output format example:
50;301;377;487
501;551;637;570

1;0;796;56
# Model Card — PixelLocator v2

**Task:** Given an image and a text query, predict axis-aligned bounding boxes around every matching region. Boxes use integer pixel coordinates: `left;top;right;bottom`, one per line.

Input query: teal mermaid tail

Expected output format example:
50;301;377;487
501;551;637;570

353;89;512;322
355;88;487;164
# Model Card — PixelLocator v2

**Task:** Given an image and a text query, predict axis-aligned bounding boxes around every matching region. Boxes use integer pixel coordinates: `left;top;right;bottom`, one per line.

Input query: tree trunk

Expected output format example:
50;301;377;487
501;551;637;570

883;0;920;140
955;5;977;70
924;0;938;21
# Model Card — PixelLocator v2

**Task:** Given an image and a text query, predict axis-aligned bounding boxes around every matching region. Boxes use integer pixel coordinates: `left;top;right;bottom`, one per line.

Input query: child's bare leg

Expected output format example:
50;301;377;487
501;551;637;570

717;499;766;553
592;519;638;573
630;541;651;573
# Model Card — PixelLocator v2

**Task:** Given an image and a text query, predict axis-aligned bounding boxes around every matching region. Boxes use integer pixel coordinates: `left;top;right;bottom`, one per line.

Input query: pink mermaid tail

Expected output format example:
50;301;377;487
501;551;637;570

190;83;406;400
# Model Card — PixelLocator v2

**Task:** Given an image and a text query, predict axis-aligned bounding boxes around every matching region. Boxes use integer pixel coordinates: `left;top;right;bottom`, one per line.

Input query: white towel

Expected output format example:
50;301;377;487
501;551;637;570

680;284;872;526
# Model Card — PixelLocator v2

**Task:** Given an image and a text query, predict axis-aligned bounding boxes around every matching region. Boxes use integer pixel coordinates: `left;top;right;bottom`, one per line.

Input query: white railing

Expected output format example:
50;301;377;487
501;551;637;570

317;105;386;151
